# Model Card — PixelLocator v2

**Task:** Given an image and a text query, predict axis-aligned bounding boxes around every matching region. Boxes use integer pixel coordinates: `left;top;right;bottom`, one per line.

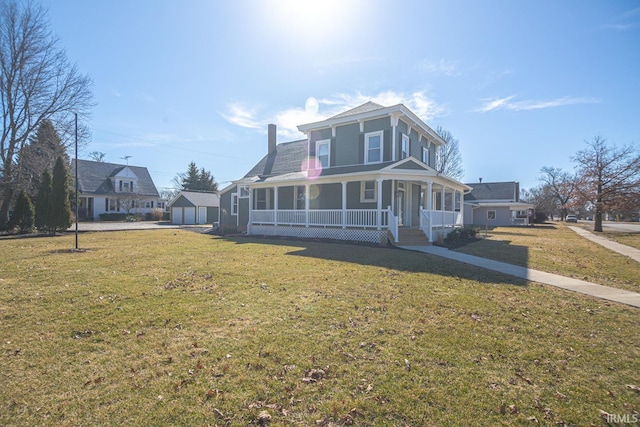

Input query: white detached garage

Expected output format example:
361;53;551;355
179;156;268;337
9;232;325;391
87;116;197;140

168;191;220;225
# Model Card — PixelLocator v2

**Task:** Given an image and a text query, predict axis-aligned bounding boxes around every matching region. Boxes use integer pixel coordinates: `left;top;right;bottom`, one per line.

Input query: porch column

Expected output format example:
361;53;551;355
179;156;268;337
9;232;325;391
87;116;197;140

248;188;253;230
441;186;446;211
376;178;383;230
305;184;310;227
274;186;279;226
341;181;347;229
391;180;395;213
427;182;432;211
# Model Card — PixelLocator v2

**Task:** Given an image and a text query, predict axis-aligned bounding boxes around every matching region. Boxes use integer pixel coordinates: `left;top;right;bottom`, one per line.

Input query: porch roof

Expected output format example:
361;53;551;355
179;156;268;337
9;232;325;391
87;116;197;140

244;157;470;191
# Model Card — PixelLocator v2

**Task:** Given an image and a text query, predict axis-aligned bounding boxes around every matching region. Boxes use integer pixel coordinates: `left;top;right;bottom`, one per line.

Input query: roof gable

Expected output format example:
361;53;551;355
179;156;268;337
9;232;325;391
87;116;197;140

243;139;307;179
328;101;385;119
465;181;519;202
72;159;160;197
168;191;219;208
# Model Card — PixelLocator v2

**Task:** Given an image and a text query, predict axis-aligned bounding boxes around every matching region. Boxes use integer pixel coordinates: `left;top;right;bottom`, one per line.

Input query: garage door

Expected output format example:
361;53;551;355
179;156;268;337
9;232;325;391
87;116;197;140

172;207;183;224
184;207;196;224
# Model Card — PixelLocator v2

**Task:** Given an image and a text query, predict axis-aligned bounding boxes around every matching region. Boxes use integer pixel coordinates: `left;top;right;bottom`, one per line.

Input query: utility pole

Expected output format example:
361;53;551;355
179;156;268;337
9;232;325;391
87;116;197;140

75;113;79;250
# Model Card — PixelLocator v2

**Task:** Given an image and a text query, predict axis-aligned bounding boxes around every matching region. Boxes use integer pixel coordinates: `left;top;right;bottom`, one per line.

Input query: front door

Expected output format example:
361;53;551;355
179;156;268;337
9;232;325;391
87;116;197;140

395;188;405;227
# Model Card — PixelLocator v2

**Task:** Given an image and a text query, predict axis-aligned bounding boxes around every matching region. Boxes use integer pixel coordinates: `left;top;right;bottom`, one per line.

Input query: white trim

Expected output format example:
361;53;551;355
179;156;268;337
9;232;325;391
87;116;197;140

315;139;330;169
231;193;238;215
360;180;377;203
422;146;429;164
364;130;384;164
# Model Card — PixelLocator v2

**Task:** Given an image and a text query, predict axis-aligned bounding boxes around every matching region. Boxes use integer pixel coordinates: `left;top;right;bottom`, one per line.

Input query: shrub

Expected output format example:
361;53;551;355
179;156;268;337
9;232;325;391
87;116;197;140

99;213;127;221
10;190;35;233
442;226;479;248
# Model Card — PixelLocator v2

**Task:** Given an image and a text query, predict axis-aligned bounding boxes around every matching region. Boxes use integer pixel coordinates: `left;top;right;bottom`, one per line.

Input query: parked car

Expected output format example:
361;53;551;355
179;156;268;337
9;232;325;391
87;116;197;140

566;215;578;223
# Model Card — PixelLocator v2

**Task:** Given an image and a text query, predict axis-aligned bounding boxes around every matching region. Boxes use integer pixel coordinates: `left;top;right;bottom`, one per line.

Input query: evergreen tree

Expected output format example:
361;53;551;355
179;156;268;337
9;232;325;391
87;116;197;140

17;120;67;199
48;157;73;234
173;162;218;192
35;170;52;232
10;190;34;233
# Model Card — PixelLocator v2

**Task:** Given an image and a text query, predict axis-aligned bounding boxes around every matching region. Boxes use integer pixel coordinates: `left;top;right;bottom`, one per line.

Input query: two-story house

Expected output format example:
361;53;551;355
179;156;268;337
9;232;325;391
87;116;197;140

72;159;162;220
219;102;470;245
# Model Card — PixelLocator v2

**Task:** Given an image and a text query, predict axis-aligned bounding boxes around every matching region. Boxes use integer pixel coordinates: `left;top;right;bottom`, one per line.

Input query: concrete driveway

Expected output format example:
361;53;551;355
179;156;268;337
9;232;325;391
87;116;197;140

68;221;211;232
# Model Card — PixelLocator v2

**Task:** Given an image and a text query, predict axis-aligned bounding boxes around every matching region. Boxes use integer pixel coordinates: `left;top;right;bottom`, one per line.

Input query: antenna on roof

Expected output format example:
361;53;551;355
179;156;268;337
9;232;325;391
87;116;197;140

120;155;132;165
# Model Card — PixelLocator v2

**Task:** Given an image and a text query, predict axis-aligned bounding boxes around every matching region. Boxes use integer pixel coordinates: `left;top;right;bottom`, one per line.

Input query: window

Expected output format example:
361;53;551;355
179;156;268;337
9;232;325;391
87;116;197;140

255;188;268;210
365;131;383;164
316;139;330;168
401;134;410;159
422;147;429;165
487;210;496;220
239;185;250;198
231;193;238;215
360;181;377;203
296;186;305;210
123;181;130;192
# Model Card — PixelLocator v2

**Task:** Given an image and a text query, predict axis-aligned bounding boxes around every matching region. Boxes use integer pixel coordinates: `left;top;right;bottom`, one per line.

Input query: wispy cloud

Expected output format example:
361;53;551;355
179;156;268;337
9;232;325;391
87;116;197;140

420;58;459;76
602;7;640;31
220;103;262;129
475;95;600;113
222;91;447;140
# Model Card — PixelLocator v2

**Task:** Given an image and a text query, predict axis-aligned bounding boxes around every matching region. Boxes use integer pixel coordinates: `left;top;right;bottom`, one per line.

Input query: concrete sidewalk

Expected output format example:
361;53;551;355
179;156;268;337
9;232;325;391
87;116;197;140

568;226;640;263
400;245;640;309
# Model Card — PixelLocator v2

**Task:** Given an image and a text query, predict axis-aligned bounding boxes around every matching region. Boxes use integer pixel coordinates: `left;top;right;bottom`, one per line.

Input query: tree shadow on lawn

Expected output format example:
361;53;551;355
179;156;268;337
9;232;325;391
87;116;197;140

220;235;529;287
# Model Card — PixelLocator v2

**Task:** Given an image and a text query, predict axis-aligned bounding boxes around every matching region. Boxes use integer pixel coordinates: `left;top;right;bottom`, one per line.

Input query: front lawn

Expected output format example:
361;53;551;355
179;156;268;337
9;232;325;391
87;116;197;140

456;224;640;293
0;230;638;426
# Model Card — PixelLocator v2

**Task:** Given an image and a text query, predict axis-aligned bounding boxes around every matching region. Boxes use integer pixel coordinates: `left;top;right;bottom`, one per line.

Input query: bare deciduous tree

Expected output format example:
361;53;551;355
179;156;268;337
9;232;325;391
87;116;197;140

435;126;464;181
0;1;93;228
539;166;576;220
573;135;640;232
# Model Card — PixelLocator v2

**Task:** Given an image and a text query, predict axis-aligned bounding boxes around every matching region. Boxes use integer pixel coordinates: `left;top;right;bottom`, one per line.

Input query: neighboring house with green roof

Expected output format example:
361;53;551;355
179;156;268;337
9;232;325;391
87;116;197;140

463;181;535;226
71;159;162;220
219;102;470;245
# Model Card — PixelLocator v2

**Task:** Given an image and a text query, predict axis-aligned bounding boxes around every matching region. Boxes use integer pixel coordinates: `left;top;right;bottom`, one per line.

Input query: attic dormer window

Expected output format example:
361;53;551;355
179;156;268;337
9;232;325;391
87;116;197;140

365;131;383;164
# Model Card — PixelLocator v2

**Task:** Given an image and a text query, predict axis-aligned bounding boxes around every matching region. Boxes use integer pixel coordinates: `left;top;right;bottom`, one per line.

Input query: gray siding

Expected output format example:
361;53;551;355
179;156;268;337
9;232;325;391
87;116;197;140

310;183;342;209
472;207;512;227
219;185;237;229
278;186;295;209
170;195;195;208
334;123;360;166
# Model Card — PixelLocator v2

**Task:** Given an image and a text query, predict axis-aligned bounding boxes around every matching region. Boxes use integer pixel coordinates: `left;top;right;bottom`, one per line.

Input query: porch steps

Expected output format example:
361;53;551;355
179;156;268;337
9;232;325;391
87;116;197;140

395;228;431;246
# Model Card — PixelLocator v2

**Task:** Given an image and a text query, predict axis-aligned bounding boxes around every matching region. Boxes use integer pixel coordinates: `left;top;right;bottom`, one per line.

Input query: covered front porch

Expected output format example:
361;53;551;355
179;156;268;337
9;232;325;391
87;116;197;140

245;175;466;244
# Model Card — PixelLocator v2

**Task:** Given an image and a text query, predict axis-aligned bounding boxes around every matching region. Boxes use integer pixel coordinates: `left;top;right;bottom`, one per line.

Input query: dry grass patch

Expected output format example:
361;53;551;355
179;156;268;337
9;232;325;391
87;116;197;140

458;224;640;293
0;230;638;426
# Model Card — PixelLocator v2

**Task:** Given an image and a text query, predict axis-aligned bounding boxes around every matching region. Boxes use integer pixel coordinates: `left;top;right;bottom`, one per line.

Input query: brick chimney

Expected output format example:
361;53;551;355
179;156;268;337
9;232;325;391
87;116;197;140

268;124;277;154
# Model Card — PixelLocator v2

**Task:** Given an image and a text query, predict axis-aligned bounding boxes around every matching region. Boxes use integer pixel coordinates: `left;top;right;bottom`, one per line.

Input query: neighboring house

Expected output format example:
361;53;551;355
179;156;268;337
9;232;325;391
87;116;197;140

168;191;220;225
71;159;162;220
219;102;470;245
463;181;535;227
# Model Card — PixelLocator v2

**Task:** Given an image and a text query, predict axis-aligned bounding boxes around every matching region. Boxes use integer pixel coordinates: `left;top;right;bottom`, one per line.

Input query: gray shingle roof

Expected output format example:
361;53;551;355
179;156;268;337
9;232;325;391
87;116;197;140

172;191;219;207
244;139;308;178
72;159;160;197
464;181;519;202
328;101;385;119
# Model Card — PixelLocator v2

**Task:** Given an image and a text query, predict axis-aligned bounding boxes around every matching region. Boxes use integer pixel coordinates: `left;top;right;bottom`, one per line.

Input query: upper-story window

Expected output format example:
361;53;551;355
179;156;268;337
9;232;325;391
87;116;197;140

401;134;410;159
422;147;429;165
365;131;383;164
316;139;330;169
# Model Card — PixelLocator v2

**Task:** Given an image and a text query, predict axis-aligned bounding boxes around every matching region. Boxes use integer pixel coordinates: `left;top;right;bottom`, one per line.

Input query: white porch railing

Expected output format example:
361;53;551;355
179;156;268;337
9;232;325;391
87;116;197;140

387;205;398;242
251;209;391;228
419;207;432;242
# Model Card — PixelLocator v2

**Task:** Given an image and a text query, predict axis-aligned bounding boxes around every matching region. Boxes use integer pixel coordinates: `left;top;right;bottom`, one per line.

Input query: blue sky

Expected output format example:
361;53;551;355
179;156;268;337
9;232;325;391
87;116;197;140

45;0;639;194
